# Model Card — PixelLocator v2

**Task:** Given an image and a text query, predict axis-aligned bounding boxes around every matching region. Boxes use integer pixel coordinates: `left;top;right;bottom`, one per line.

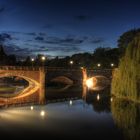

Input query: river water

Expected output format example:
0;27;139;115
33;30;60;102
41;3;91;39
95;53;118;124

0;86;139;139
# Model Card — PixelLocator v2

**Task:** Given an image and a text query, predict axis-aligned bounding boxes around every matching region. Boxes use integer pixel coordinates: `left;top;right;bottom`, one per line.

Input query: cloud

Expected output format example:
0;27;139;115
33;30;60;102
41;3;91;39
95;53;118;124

19;32;46;36
45;36;84;46
4;44;33;58
91;38;104;44
0;31;105;58
35;36;44;41
39;32;46;36
3;44;23;55
44;45;81;52
25;32;36;36
0;33;12;43
3;40;82;58
14;47;30;53
4;45;19;52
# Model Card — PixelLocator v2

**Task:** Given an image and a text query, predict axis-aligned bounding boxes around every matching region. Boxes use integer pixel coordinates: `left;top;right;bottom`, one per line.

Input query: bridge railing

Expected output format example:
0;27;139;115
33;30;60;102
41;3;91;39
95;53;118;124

0;66;114;72
0;66;41;71
87;69;113;73
45;67;82;71
46;67;113;72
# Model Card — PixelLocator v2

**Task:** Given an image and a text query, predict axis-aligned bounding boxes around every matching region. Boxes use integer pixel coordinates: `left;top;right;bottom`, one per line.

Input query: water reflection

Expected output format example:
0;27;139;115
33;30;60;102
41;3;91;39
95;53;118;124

111;98;140;140
97;94;100;101
40;110;45;117
1;79;139;139
0;76;29;96
69;100;73;106
30;106;34;110
82;84;111;113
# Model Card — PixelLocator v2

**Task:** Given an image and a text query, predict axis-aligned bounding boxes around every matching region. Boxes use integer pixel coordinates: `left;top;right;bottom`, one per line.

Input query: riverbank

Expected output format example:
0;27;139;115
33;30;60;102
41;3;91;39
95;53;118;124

111;94;140;104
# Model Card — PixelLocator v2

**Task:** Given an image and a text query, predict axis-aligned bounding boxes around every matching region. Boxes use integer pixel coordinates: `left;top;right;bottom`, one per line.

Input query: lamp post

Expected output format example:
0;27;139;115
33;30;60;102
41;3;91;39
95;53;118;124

41;56;46;66
31;58;34;67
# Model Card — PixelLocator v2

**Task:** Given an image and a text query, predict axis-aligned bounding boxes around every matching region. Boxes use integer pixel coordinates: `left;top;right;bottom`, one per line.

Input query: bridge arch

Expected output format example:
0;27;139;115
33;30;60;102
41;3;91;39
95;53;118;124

0;74;40;98
50;76;73;85
0;66;46;105
82;68;112;89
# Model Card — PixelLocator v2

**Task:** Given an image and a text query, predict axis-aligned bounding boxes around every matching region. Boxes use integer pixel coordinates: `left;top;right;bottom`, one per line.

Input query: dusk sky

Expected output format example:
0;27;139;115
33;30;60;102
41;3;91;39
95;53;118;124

0;0;140;59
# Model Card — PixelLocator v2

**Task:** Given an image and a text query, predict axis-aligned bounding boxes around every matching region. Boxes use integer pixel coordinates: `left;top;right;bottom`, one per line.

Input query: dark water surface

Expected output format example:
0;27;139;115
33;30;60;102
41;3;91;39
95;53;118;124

0;86;139;139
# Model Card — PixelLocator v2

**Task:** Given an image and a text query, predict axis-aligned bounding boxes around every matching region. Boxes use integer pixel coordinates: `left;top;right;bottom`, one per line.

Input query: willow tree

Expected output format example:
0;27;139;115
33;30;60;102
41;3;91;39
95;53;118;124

111;98;140;140
118;28;140;55
111;34;140;101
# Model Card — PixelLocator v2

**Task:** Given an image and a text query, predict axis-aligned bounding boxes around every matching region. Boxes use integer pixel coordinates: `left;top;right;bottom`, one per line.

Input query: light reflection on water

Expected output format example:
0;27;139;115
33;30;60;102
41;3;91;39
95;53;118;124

0;86;139;140
0;99;114;136
0;87;121;139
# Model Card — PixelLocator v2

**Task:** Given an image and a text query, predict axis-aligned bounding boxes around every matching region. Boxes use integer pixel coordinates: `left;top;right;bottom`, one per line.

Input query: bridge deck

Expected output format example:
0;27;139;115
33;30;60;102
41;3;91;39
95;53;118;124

0;66;113;71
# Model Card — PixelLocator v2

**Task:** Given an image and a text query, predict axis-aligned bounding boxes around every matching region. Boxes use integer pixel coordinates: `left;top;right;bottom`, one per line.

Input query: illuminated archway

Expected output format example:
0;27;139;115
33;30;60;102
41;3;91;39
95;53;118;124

0;66;45;104
0;74;40;99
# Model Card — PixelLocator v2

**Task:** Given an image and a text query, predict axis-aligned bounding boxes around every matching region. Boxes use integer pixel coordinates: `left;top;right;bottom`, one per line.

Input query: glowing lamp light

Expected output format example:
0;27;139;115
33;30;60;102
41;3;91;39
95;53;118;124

111;63;114;67
30;106;34;110
40;110;45;117
110;97;113;102
69;100;73;105
86;78;94;88
31;58;34;62
70;60;73;64
41;56;46;61
97;94;100;101
97;63;101;67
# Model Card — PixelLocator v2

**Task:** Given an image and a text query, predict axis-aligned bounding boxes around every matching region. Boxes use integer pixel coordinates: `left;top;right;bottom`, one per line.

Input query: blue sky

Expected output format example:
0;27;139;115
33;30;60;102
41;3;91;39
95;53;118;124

0;0;140;58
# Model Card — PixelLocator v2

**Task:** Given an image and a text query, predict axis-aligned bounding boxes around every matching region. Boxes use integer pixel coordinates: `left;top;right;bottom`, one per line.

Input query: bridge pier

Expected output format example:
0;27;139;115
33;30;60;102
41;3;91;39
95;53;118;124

39;67;46;104
82;68;87;86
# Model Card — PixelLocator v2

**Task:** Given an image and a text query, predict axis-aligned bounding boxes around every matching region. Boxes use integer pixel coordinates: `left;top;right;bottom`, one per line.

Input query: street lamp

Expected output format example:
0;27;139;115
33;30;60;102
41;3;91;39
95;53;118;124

31;58;35;67
70;60;73;64
97;63;101;67
70;60;73;68
111;63;114;67
41;56;46;61
41;56;46;66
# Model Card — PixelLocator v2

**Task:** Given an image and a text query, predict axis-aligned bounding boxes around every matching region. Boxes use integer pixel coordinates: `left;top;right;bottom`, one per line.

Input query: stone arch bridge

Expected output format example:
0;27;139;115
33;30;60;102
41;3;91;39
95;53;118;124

46;67;113;85
0;66;113;106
